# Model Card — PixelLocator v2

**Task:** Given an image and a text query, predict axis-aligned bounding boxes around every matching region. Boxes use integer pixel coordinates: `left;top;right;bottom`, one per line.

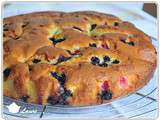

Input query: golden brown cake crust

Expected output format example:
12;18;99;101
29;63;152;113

3;11;157;106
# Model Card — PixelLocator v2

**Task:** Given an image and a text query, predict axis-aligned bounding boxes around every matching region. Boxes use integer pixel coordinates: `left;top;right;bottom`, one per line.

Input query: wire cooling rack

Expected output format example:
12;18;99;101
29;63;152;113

3;37;158;119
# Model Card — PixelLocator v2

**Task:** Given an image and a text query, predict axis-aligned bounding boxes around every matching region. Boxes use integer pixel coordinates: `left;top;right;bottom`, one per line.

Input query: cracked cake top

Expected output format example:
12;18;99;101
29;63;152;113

3;11;157;106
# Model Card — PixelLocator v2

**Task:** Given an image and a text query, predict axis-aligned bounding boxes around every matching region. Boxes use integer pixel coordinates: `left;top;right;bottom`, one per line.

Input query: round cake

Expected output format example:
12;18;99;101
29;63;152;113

3;11;157;106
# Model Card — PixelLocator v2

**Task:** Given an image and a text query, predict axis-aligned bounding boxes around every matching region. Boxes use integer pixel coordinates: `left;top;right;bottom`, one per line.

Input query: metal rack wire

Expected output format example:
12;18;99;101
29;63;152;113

3;37;158;119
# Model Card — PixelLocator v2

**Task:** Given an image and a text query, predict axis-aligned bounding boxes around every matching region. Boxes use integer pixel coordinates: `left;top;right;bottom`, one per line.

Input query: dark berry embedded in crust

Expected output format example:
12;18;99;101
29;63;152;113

20;95;29;102
59;89;72;105
61;89;73;100
51;72;57;78
29;67;32;71
103;56;110;62
101;90;112;100
47;80;72;105
101;44;109;49
53;56;72;65
89;43;97;47
49;37;56;44
3;24;9;31
49;37;66;45
112;59;120;64
99;63;108;67
91;56;100;65
48;89;72;105
3;68;11;77
58;55;65;62
59;73;66;86
114;22;119;26
72;26;83;32
58;98;69;105
128;41;135;46
47;96;60;105
32;59;41;64
120;37;135;46
90;24;97;31
51;72;66;86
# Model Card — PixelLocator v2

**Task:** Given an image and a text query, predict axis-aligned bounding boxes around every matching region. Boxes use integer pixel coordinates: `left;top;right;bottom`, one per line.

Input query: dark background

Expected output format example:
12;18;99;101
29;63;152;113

143;3;157;18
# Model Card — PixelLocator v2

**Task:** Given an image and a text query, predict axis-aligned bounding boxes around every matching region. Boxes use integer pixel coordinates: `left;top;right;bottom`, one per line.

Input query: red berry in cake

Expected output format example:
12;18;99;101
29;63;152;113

101;81;109;91
119;76;128;88
101;43;108;49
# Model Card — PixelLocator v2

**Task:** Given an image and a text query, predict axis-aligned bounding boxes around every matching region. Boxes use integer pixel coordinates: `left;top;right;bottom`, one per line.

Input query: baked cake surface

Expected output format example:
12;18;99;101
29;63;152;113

3;11;157;106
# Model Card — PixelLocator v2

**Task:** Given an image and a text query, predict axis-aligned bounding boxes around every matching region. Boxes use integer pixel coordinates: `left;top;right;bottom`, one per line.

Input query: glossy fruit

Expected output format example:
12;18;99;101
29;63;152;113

103;56;110;62
3;68;11;77
101;81;109;91
20;96;29;102
101;90;112;100
91;56;100;65
51;72;66;86
112;59;120;64
32;59;41;64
